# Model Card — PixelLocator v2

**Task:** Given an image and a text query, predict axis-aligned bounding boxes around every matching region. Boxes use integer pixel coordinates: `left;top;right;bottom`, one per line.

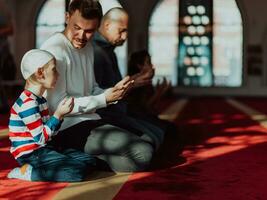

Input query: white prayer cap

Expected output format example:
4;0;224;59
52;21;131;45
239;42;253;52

21;49;54;79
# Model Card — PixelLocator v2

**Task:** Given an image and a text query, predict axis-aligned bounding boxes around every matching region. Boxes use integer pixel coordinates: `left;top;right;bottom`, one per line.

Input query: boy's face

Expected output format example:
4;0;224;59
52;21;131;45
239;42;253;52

65;10;99;49
43;59;58;89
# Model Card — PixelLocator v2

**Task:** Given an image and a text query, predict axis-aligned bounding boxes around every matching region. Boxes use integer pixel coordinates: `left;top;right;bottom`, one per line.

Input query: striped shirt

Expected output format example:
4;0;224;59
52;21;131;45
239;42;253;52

9;90;61;159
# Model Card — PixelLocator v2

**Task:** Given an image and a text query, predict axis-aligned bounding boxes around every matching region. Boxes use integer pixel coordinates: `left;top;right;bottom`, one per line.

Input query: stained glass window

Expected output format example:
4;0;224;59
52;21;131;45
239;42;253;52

149;0;243;87
178;0;213;86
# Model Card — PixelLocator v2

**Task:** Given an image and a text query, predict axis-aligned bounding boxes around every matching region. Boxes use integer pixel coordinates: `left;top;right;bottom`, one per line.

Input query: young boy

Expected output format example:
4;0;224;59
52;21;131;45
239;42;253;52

8;49;96;182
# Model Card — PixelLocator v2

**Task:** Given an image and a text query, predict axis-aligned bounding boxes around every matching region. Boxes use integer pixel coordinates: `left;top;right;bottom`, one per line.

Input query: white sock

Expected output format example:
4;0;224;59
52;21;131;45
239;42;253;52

7;164;33;181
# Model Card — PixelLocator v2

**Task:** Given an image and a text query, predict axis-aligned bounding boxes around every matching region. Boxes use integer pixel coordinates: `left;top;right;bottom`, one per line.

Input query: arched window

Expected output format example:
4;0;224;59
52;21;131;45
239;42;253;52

149;0;179;85
213;0;242;86
35;0;127;77
99;0;121;14
35;0;65;48
149;0;243;87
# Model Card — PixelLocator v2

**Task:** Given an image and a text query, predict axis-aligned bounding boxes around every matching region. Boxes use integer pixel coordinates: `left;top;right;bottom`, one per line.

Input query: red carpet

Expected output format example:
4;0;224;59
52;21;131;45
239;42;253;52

0;114;68;200
0;113;9;130
114;98;267;200
236;97;267;114
2;98;267;199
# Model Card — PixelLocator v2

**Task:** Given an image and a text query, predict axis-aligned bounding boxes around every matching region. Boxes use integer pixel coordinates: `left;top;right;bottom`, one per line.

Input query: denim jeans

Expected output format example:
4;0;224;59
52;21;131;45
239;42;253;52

17;146;96;182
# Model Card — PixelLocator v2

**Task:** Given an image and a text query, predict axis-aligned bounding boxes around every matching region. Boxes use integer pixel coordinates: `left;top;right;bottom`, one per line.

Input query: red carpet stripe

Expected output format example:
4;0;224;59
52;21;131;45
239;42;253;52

0;114;9;131
0;137;69;200
114;98;267;200
0;113;69;200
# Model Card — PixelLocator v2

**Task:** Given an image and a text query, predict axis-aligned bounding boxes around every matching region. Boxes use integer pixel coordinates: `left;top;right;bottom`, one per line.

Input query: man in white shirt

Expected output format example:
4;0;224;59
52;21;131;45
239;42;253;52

41;0;154;172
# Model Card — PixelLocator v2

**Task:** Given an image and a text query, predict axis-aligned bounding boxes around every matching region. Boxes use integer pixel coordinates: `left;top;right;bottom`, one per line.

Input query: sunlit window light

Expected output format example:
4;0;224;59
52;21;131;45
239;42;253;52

196;5;205;15
183;78;190;85
184;57;192;65
201;36;210;45
213;67;231;76
149;0;242;87
196;26;205;34
149;0;179;85
200;56;209;65
98;0;122;14
188;5;197;15
192;36;201;45
192;15;201;25
183;36;192;45
196;47;204;55
187;66;196;76
184;16;192;25
201;15;210;25
192;56;200;65
187;47;195;55
188;25;196;34
213;0;242;86
36;0;65;48
196;67;205;76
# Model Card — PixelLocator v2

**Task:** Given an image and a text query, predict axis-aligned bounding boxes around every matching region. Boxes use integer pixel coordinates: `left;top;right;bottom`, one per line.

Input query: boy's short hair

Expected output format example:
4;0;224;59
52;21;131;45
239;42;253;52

21;49;54;80
68;0;103;22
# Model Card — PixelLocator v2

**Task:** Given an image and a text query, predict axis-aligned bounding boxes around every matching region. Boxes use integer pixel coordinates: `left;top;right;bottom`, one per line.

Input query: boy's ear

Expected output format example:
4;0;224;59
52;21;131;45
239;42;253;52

35;68;45;80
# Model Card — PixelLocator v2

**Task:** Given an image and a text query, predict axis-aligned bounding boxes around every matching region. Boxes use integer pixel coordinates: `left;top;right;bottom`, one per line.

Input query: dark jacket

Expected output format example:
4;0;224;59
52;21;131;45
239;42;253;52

93;32;122;89
93;32;127;115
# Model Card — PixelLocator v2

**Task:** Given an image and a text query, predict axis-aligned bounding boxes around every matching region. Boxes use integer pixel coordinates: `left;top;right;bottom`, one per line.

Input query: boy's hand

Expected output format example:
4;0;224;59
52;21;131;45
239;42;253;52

54;97;74;120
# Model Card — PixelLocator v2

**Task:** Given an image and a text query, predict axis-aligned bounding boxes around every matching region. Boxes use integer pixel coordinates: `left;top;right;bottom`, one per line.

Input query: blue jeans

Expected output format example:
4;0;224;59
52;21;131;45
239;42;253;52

17;146;96;182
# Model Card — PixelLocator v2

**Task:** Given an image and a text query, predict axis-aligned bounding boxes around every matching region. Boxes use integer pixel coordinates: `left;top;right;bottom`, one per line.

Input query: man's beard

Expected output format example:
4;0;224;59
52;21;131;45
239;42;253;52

115;40;125;46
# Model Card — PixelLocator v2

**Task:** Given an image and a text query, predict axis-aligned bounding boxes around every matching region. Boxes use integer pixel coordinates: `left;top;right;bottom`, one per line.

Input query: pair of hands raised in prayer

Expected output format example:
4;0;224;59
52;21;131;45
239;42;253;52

53;76;134;119
54;97;74;120
130;66;155;88
105;76;134;103
109;66;155;100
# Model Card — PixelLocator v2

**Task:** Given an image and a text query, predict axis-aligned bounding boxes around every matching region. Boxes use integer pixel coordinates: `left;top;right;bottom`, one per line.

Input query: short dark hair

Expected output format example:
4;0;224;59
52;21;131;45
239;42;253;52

68;0;103;22
128;50;150;76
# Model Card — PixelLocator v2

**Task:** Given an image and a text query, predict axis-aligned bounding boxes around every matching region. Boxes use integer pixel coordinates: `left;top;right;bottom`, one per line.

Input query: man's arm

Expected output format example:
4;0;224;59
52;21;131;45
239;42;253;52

47;55;107;115
42;45;107;115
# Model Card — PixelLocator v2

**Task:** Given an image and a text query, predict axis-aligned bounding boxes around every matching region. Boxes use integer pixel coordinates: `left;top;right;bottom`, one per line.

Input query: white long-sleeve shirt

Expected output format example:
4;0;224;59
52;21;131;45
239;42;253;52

41;32;107;130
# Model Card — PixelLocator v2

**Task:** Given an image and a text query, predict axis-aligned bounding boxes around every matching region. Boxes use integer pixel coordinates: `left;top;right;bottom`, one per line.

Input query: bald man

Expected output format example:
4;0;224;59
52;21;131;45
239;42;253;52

93;7;128;88
91;8;165;164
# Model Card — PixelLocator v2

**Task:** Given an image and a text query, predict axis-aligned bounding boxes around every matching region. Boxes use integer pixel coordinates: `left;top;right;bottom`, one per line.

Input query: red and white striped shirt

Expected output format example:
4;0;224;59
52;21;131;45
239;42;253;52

9;90;61;159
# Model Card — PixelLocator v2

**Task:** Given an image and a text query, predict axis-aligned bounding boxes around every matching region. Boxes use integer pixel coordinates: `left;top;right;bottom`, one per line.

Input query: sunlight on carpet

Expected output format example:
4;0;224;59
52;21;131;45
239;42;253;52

113;98;267;200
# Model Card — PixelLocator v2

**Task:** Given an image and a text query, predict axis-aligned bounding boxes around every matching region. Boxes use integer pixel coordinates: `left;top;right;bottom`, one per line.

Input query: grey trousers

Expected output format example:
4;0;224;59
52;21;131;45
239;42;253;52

84;125;154;172
52;120;156;172
97;111;165;150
